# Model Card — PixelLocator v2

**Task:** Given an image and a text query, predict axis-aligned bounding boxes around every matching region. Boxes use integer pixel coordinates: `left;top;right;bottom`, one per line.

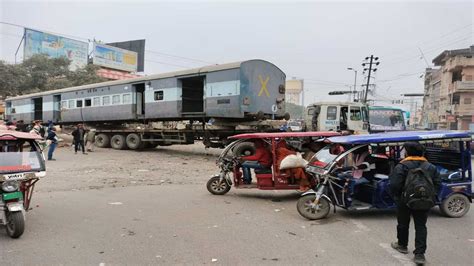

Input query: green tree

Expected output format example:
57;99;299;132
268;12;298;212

0;54;106;97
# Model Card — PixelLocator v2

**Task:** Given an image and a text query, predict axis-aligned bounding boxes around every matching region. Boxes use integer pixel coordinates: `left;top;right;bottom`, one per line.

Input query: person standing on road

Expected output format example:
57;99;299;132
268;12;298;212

46;127;58;161
85;128;96;152
389;142;440;265
72;124;87;155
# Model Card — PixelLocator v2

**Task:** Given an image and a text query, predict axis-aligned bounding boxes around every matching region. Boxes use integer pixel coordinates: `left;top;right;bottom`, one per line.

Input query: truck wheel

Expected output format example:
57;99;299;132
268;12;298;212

126;133;143;150
232;142;256;157
284;112;291;120
297;195;330;220
111;135;127;150
440;194;470;218
95;133;110;148
206;176;231;195
5;211;25;238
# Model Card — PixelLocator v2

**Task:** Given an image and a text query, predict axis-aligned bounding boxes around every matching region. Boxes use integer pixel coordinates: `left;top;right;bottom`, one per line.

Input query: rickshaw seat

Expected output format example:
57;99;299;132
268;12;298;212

255;168;272;174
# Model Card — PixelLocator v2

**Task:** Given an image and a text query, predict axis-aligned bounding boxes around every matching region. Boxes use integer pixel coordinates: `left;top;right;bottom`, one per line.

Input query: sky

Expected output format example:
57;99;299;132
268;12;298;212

1;0;473;109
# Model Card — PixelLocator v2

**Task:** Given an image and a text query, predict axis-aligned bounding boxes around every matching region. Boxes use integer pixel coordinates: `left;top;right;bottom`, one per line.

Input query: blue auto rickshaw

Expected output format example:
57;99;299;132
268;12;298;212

297;130;472;220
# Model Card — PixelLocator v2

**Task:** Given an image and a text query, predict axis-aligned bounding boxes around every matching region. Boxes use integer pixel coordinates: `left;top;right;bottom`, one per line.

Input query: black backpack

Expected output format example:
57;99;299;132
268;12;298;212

401;162;436;210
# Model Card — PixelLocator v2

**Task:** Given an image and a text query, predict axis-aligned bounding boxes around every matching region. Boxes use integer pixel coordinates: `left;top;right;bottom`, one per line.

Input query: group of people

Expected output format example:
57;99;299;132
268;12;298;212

1;119;96;160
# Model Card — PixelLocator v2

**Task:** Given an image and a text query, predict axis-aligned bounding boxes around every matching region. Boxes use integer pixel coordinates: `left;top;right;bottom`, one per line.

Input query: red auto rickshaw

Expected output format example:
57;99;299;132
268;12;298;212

206;132;340;195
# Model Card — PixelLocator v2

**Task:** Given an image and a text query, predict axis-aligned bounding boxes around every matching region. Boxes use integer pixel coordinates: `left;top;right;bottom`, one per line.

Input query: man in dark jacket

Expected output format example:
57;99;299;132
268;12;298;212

46;127;58;161
72;124;87;155
389;142;440;265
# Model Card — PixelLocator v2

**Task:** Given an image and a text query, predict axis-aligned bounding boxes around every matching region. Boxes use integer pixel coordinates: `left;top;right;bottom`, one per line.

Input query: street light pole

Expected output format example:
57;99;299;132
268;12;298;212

347;68;357;102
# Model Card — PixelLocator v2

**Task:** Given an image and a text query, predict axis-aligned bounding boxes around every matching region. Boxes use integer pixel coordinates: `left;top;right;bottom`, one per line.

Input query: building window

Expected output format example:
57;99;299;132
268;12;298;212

123;93;132;104
452;93;460;105
112;95;121;105
465;75;473;81
93;97;101;106
154;91;164;101
61;100;68;109
327;106;337;120
464;98;471;105
85;98;92;107
76;99;83;108
102;96;111;106
68;100;75;109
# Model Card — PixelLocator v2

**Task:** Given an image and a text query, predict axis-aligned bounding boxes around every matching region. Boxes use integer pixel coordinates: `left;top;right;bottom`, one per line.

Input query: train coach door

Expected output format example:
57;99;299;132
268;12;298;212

134;83;145;118
53;95;61;122
32;97;43;121
180;76;205;114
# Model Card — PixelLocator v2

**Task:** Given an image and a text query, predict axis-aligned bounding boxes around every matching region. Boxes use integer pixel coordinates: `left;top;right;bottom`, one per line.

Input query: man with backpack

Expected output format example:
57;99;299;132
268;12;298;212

389;142;441;265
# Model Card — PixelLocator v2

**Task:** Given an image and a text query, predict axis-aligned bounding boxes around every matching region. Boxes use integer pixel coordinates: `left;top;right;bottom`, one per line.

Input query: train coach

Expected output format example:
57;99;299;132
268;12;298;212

5;59;287;124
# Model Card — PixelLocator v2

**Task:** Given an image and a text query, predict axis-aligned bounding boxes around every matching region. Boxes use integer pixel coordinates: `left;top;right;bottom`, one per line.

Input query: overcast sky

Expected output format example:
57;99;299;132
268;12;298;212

1;0;473;108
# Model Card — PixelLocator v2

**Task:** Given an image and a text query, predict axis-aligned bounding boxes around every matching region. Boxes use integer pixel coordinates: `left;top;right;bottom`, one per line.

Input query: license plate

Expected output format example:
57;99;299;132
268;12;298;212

3;173;26;181
3;191;23;201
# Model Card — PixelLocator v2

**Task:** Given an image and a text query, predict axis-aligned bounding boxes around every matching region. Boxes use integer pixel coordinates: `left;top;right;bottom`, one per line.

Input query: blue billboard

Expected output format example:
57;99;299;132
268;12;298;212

23;28;89;70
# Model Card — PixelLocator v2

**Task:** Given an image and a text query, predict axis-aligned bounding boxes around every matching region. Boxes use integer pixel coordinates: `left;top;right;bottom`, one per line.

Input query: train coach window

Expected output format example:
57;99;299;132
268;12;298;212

154;91;164;101
68;100;75;109
85;99;92;107
123;94;132;104
102;96;111;106
76;100;83;108
93;97;101;106
112;95;121;105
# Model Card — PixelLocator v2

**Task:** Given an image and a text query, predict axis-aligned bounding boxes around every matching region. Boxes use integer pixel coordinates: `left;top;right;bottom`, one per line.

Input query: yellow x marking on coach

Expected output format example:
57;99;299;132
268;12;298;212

258;75;270;97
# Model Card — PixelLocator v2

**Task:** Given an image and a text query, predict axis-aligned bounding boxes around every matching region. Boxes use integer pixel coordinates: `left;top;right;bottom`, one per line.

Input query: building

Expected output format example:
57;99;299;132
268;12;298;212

421;45;474;130
285;79;303;105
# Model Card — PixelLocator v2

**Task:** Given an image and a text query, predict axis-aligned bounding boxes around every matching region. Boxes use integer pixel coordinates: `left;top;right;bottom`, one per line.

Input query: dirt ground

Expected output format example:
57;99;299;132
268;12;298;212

41;142;221;193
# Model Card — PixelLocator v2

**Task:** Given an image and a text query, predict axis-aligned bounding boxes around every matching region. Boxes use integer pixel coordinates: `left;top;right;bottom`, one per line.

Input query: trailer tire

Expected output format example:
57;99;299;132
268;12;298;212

126;133;143;150
95;133;111;148
111;134;127;150
233;142;256;157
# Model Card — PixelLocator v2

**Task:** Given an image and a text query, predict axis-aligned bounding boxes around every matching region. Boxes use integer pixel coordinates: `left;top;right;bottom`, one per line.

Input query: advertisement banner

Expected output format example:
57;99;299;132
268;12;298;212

24;28;88;70
93;43;138;72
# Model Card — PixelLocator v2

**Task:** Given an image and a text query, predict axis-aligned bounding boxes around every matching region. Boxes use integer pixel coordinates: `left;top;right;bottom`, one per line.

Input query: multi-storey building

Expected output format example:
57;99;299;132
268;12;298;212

421;45;474;130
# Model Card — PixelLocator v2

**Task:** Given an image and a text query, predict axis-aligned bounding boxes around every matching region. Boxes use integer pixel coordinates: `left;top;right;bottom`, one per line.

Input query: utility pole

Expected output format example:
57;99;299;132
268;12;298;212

362;55;380;103
347;68;357;102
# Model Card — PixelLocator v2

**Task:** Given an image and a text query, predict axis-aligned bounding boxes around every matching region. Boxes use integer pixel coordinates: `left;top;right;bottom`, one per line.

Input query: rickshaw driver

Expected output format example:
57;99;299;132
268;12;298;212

239;140;272;184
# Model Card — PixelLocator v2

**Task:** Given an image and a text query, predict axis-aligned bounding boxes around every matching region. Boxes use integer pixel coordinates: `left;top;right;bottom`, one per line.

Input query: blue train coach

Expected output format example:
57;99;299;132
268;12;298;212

5;59;287;124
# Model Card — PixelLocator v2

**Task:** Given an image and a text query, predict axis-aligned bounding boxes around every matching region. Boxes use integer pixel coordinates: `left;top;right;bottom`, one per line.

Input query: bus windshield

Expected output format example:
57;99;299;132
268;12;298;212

369;108;406;131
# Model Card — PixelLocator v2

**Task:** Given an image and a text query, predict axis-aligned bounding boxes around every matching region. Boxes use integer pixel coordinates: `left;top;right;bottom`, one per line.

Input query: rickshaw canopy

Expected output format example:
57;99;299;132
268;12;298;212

230;131;341;139
325;130;471;145
0;130;43;141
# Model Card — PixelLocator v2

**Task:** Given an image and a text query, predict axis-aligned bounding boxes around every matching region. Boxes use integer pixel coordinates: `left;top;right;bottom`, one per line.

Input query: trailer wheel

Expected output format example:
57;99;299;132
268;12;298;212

111;134;127;150
126;133;144;150
95;133;111;148
232;142;256;157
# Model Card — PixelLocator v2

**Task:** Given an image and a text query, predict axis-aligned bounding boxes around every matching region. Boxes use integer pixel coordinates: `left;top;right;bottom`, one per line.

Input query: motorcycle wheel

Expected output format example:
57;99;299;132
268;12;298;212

297;194;331;220
206;176;231;195
5;211;25;238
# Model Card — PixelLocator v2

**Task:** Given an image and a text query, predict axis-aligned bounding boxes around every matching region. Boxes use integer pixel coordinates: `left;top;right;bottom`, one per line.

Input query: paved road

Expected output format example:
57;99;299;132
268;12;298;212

0;148;472;265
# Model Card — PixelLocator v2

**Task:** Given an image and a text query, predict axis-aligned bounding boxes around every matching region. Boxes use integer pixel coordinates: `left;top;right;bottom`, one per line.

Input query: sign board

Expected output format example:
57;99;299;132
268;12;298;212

24;28;88;70
93;43;138;72
446;115;456;122
107;39;145;72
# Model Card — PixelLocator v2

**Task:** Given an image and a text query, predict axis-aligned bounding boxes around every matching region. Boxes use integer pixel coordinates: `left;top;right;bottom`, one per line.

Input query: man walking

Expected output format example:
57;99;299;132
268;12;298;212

72;124;87;155
46;127;58;161
389;142;440;265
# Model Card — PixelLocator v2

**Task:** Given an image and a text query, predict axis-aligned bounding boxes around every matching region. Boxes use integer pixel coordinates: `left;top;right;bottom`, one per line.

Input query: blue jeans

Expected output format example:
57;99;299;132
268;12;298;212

48;142;57;160
241;161;264;184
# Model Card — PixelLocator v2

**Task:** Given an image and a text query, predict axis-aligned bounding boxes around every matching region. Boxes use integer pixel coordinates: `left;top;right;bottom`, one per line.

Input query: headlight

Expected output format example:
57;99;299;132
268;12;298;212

1;181;20;192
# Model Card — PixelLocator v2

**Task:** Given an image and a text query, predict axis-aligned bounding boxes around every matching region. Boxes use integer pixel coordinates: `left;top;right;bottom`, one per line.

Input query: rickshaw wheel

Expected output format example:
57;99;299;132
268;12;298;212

297;195;330;220
440;194;470;218
5;212;25;239
206;176;231;195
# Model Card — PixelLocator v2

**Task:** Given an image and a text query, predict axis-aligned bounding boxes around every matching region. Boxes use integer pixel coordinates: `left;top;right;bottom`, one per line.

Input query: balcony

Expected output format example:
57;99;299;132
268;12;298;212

452;81;474;92
445;57;474;71
453;103;474;116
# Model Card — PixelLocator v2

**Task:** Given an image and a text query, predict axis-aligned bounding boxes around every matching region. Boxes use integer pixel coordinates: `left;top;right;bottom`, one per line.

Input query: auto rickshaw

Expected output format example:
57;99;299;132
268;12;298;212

297;130;472;220
206;131;340;195
0;130;45;238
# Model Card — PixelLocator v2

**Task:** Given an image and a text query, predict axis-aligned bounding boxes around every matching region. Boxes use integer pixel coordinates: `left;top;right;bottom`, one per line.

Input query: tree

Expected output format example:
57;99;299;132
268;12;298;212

0;54;106;97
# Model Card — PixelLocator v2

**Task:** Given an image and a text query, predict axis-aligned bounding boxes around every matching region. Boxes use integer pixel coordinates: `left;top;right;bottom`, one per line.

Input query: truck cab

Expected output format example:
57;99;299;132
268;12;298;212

304;102;369;134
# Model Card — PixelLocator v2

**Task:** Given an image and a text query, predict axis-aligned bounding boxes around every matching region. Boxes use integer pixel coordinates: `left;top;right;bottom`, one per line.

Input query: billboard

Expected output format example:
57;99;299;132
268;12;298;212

93;43;138;72
23;28;88;70
107;39;145;72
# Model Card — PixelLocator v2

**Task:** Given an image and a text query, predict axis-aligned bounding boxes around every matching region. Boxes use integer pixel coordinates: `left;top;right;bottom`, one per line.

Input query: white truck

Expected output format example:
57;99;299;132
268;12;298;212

304;101;369;134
